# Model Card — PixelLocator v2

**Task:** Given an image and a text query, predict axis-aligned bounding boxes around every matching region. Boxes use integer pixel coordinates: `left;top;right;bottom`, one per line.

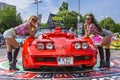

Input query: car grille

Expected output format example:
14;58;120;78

34;56;91;62
35;57;56;62
75;56;91;61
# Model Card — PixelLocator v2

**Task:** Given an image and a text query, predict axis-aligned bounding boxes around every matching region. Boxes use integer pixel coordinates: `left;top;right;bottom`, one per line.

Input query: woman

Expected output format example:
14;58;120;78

3;15;38;70
84;13;113;68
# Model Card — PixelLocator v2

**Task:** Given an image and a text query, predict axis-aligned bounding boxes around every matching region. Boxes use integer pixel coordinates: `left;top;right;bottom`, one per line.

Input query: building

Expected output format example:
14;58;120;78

0;2;16;10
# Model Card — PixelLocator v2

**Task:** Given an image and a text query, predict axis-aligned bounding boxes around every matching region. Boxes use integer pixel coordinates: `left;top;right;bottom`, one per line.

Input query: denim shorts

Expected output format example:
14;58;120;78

3;28;16;38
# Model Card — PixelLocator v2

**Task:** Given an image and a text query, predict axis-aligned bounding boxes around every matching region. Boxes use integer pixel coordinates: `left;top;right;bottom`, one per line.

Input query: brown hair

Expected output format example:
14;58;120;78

28;15;38;23
87;13;102;32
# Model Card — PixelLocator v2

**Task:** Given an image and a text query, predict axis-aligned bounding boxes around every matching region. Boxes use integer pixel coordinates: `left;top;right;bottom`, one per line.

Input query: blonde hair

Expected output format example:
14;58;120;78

27;15;38;23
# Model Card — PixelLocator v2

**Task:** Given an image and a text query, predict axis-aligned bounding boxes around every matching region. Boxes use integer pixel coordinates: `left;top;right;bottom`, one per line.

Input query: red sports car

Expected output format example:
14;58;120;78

22;27;97;70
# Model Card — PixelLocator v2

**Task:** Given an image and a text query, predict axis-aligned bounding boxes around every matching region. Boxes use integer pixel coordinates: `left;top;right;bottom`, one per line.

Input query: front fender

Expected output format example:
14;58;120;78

22;37;35;68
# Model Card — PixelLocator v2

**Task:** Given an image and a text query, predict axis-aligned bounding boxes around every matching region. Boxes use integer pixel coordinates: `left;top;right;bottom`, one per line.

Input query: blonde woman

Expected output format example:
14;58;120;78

84;14;113;68
3;15;38;70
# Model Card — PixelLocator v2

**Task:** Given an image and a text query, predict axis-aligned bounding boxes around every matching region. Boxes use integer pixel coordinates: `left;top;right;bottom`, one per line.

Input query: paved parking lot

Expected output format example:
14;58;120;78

0;46;22;57
110;49;120;57
0;47;120;79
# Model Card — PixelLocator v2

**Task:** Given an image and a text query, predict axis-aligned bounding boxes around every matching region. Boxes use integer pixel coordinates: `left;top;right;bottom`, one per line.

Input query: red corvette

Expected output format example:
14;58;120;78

22;27;97;70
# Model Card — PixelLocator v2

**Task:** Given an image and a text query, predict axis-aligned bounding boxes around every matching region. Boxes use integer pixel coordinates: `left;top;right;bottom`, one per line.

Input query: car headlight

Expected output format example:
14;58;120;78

46;43;54;50
37;43;44;50
82;42;88;49
74;42;81;50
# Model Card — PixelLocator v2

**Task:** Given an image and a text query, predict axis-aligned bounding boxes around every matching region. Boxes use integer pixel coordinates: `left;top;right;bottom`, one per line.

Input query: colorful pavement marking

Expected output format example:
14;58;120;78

0;57;120;79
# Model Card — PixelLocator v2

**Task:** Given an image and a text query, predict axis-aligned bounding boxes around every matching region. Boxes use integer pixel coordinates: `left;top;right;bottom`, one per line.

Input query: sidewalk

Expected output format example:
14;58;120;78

111;49;120;57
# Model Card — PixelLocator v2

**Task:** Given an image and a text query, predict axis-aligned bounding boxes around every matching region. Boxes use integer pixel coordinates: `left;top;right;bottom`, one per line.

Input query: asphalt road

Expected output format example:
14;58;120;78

0;46;120;80
0;46;22;57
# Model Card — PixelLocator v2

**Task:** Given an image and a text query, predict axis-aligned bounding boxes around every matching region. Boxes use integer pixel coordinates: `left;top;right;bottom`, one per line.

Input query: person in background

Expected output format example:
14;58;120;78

84;13;113;68
3;15;38;70
69;27;74;33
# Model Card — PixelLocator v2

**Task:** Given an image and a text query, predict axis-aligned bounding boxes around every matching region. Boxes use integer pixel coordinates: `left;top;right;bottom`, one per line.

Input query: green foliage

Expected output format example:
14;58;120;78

99;17;116;32
112;24;120;32
57;2;84;30
57;2;120;33
0;6;23;33
82;14;119;33
57;10;77;29
59;2;68;11
16;13;23;26
41;23;47;28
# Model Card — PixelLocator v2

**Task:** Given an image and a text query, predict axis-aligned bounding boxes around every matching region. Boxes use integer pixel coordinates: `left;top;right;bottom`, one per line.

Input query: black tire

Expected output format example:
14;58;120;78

22;60;33;71
82;65;94;69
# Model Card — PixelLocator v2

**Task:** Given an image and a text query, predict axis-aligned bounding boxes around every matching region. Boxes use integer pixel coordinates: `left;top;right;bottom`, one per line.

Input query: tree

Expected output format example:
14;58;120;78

0;6;22;33
16;13;23;26
64;11;78;29
57;2;84;30
99;17;116;32
112;23;120;33
59;2;68;11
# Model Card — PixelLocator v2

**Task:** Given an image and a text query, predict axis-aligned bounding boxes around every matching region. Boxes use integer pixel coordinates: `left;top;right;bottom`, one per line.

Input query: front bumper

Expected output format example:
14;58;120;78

22;46;97;68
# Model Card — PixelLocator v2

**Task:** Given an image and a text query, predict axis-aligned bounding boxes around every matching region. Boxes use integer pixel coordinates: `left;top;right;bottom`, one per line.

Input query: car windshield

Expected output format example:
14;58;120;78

35;28;51;36
35;28;69;36
15;36;27;44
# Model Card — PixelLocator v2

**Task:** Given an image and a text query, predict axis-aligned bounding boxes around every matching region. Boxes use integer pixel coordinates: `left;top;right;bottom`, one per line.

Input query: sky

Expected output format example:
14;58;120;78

0;0;120;23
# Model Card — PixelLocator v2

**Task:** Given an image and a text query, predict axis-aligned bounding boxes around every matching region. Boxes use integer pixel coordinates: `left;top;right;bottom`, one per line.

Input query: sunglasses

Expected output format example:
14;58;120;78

86;18;91;20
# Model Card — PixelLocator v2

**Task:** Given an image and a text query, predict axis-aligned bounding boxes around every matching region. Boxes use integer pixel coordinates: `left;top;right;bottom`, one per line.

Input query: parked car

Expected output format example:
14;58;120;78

15;36;27;45
0;35;5;46
112;33;119;41
22;27;97;70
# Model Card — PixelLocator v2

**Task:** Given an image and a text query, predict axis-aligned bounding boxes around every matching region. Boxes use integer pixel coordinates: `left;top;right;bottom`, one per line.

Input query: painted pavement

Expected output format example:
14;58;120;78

0;57;120;80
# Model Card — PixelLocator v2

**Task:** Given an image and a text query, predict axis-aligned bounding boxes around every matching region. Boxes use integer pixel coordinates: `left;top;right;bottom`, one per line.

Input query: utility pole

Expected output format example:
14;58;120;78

34;0;42;16
77;0;82;37
78;0;80;23
34;0;42;27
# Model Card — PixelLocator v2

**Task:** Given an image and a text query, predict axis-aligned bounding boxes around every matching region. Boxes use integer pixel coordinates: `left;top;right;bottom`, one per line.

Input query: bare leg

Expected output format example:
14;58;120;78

5;38;20;70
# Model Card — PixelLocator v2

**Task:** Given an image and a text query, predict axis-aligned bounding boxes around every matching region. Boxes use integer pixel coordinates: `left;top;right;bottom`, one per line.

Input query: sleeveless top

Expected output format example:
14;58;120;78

14;22;29;36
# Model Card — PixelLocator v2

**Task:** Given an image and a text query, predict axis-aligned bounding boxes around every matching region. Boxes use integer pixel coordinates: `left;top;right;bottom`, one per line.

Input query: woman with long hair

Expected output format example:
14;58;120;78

3;15;38;70
84;13;113;68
